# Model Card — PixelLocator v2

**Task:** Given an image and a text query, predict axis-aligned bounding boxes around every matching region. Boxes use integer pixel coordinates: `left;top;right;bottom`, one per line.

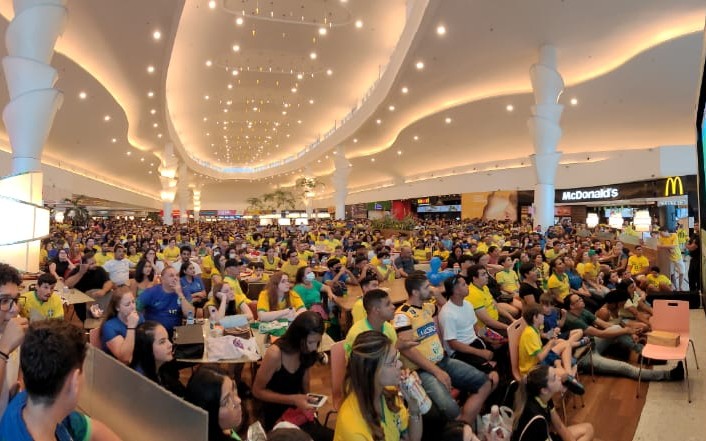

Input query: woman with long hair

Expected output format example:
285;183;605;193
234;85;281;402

180;260;207;306
256;271;306;322
48;248;74;281
100;287;143;364
511;365;595;441
185;367;243;441
205;282;253;321
130;320;185;397
546;257;571;304
293;266;334;313
252;311;333;441
68;242;82;265
335;330;423;441
143;247;165;278
130;257;156;298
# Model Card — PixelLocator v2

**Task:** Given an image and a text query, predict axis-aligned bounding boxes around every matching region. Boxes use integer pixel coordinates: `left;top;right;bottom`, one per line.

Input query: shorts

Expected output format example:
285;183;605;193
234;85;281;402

542;350;577;367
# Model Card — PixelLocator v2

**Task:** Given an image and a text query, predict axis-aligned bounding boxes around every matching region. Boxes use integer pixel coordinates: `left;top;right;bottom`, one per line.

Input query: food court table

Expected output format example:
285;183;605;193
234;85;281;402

332;278;408;312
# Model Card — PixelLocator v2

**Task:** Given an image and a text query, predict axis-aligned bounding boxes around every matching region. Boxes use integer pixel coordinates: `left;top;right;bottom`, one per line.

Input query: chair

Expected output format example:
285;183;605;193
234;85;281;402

247;300;258;321
637;300;700;402
88;327;101;348
324;341;346;428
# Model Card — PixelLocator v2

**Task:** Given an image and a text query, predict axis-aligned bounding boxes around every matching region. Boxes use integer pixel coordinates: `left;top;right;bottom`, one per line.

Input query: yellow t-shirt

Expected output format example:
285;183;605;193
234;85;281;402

162;246;181;263
20;292;64;320
256;290;305;312
646;273;672;291
344;319;398;357
392;303;443;370
496;270;520;293
205;291;248;313
582;262;599;281
222;276;246;298
94;252;114;267
413;249;429;261
351;298;366;324
334;393;408;441
201;255;215;279
262;256;281;271
518;325;542;376
376;265;396;282
546;273;570;302
575;262;586;277
127;253;142;265
465;284;499;329
432;250;450;261
627;255;650;276
658;234;682;262
280;261;306;278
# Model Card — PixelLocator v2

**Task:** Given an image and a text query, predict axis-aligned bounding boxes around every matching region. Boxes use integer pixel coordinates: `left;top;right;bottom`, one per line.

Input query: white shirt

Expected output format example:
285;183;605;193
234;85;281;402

171;259;202;276
438;299;479;356
102;258;132;285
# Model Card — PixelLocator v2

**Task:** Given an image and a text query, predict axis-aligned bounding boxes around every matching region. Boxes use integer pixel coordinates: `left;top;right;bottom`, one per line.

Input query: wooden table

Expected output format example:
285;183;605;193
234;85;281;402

332;278;408;312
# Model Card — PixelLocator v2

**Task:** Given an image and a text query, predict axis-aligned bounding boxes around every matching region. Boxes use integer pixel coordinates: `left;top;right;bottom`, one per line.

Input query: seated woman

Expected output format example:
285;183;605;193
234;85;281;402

263;247;282;271
518;262;543;305
143;248;165;280
335;330;423;441
130;320;185;397
130;257;156;298
512;365;595;441
374;251;398;282
180;261;207;307
495;256;523;314
48;248;74;282
257;272;306;322
205;282;253;322
292;267;334;318
184;366;243;441
100;287;143;364
252;311;333;441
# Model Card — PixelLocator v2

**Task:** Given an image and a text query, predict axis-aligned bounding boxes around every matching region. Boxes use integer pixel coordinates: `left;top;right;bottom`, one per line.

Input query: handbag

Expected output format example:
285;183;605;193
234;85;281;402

277;407;316;427
173;324;205;360
476;406;513;441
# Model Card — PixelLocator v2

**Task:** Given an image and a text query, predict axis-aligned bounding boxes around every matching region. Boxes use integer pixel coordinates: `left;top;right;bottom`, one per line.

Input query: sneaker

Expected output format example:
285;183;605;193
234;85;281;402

562;375;586;395
669;361;685;381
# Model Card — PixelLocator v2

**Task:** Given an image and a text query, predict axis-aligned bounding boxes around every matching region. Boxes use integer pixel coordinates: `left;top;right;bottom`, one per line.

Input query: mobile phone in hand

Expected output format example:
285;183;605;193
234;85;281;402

306;393;328;408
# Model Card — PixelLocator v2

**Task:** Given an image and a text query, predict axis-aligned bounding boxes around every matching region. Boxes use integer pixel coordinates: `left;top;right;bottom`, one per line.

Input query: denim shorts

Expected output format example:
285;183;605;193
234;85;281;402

417;356;488;419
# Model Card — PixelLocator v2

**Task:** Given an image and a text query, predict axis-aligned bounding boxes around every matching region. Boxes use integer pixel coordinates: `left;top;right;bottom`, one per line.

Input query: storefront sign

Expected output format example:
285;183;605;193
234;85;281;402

417;198;430;205
560;187;619;202
664;176;684;197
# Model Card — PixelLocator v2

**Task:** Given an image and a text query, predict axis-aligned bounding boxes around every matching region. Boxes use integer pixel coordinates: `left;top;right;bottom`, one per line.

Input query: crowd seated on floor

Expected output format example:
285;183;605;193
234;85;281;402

0;216;697;440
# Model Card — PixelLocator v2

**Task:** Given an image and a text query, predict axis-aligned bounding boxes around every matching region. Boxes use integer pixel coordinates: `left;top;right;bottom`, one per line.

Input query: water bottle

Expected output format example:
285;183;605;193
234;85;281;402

186;311;194;325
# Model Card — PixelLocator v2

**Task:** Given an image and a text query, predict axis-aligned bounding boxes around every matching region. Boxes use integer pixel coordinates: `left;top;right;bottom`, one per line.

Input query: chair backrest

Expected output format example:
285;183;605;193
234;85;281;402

650;300;690;335
89;327;101;348
329;341;346;411
247;300;258;321
506;319;526;383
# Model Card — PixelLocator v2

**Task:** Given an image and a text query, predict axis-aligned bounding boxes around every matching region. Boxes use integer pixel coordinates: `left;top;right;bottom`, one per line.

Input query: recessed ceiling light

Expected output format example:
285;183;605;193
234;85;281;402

506;104;514;112
326;69;333;76
208;0;216;9
126;151;131;156
111;138;117;143
353;138;358;143
148;170;153;174
309;99;314;104
297;120;302;124
205;60;212;67
397;150;402;155
415;61;424;70
388;105;395;111
282;111;287;115
231;69;238;76
291;87;297;93
227;84;233;89
570;98;578;106
157;133;163;138
235;17;244;26
140;158;145;162
413;135;419;141
150;109;156;115
445;117;452;124
103;115;111;122
355;20;363;29
376;119;382;124
204;95;210;100
147;65;155;73
309;52;317;60
153;123;158;128
78;91;87;100
203;117;208;121
318;27;327;36
153;30;161;40
401;86;408;94
232;44;240;52
371;158;375;162
436;25;446;36
147;91;154;98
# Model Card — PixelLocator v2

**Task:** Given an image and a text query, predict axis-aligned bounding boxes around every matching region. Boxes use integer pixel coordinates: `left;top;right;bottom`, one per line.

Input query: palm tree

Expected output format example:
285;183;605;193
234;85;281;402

272;189;297;210
62;195;90;227
246;196;263;210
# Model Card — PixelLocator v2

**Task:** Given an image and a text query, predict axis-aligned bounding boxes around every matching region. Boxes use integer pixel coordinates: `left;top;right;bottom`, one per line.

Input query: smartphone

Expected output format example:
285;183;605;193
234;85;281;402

306;393;328;408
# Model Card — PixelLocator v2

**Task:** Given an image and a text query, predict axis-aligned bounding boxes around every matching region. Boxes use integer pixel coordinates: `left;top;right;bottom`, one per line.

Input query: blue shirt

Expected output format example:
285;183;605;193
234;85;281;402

0;391;91;441
100;315;145;353
137;285;183;334
543;308;560;331
180;276;204;299
323;270;348;296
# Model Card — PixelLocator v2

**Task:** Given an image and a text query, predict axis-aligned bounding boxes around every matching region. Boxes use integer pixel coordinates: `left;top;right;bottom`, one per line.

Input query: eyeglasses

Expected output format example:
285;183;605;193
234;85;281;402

0;295;24;312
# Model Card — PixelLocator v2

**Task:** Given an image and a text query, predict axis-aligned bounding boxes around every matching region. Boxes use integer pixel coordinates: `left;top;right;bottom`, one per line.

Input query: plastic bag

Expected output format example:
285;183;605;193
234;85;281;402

476;405;513;441
206;335;261;361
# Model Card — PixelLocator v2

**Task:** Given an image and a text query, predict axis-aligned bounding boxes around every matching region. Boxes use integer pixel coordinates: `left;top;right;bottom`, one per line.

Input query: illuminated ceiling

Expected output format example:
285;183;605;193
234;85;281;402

0;0;703;205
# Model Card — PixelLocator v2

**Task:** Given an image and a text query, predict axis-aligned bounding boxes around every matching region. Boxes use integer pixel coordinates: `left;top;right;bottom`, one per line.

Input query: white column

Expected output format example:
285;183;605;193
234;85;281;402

0;0;65;272
159;143;178;226
332;152;351;220
192;188;201;222
177;163;189;224
527;45;564;231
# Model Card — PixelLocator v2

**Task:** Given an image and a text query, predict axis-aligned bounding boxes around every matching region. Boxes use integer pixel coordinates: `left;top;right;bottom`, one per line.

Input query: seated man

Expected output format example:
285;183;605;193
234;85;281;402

465;264;509;337
20;273;64;320
137;267;194;337
0;320;119;440
64;251;113;322
350;277;380;324
394;246;418;278
562;293;683;382
644;266;673;293
344;288;397;357
394;271;495;424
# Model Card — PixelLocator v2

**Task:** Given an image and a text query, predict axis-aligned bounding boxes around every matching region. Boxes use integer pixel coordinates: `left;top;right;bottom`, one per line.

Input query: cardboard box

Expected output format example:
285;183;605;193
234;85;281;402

647;330;680;347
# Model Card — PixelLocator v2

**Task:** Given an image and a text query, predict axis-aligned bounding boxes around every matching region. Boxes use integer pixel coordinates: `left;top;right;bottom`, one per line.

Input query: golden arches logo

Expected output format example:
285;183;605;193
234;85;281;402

664;176;684;197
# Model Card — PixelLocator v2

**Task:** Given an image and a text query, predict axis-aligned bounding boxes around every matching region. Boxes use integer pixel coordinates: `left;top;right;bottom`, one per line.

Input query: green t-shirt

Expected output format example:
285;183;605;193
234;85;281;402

563;309;596;332
293;280;324;309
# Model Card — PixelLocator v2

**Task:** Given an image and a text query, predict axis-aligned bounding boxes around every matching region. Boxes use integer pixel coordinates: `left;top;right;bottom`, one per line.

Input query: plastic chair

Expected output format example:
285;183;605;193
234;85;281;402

637;300;700;402
88;327;101;348
324;341;346;428
506;319;526;384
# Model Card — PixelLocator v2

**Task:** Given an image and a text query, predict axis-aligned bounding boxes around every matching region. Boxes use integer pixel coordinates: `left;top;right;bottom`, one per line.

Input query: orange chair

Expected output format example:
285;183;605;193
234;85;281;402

324;341;346;428
506;319;526;383
88;327;101;348
637;300;700;402
247;300;259;321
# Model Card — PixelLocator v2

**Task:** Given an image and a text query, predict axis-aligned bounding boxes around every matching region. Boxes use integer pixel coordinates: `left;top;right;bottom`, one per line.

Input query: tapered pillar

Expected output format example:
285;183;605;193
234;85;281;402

177;163;189;224
159;143;178;226
332;152;351;220
528;45;564;232
192;188;201;222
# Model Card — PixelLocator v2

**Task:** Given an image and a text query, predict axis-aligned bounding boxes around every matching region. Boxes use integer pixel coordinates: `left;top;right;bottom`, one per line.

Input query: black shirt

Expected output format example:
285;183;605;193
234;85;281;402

69;267;109;292
511;396;553;441
519;282;543;303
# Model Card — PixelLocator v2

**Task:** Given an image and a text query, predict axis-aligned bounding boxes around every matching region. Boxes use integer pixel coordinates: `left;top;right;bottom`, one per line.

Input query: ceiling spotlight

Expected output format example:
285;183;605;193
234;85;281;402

235;17;244;26
309;99;314;104
570;98;578;106
208;0;216;9
413;135;419;141
157;133;163;138
371;158;375;162
309;52;317;60
353;138;358;143
388;105;395;111
232;44;240;52
140;157;145;162
78;91;87;100
205;60;212;67
153;30;161;40
355;20;363;28
103;115;111;122
326;69;333;76
318;27;327;36
126;151;131;156
150;109;156;115
415;61;424;70
227;84;233;89
436;25;446;36
148;170;153;174
111;138;117;143
147;65;155;73
506;104;514;112
401;86;408;94
291;87;297;93
445;117;452;124
296;73;303;80
376;119;382;125
204;95;210;100
397;150;402;155
153;123;158;128
231;69;238;76
147;91;154;98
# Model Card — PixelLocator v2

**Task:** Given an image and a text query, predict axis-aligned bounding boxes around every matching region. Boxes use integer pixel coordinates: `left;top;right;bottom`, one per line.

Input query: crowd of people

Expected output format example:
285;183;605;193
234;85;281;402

0;216;697;440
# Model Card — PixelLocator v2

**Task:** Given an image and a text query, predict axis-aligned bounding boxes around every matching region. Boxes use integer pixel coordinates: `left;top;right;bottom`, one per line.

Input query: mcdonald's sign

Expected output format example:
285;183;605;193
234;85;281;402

664;176;684;197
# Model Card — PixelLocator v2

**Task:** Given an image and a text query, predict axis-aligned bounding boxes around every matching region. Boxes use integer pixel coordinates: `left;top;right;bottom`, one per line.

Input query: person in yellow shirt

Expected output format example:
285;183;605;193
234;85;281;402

345;289;398;357
262;247;281;271
93;243;114;267
546;257;571;303
256;272;306;322
20;273;64;320
658;227;685;290
204;282;252;321
280;249;307;279
466;265;509;335
644;266;673;292
627;245;650;278
351;277;380;324
162;238;181;264
375;252;398;282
